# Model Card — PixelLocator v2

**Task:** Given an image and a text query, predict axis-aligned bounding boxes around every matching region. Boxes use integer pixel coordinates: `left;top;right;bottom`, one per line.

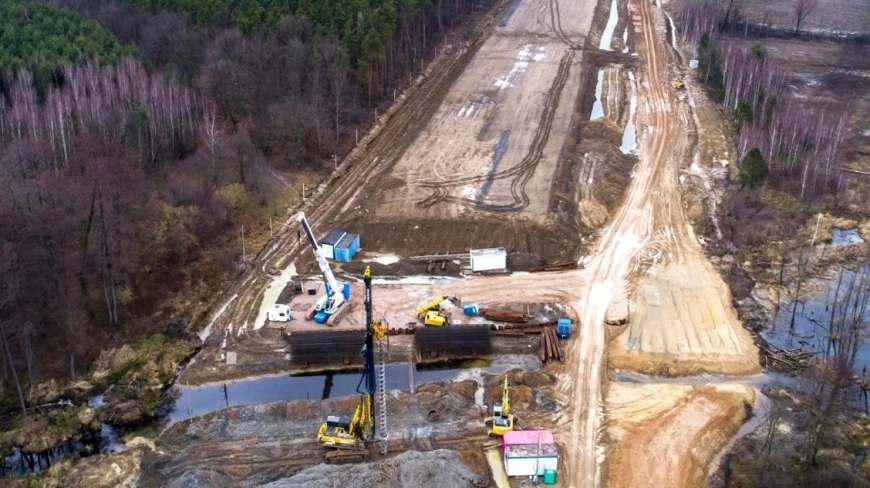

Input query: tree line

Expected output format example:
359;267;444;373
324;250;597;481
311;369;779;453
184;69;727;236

0;1;129;69
1;0;486;414
678;1;851;200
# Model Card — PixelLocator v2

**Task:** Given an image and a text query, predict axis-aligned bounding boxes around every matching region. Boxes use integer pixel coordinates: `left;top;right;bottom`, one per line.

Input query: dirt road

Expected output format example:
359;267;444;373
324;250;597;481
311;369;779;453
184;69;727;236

560;0;760;485
179;0;763;486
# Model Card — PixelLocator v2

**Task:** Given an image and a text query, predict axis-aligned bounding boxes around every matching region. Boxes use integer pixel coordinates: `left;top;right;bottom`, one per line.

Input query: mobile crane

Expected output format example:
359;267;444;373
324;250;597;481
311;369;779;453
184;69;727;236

317;266;389;462
487;377;515;436
297;212;351;326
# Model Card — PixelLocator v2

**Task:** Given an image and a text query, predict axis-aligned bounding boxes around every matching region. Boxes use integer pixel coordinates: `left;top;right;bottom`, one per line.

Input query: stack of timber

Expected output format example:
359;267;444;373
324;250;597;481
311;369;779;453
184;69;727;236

480;308;529;323
538;326;564;363
529;261;580;273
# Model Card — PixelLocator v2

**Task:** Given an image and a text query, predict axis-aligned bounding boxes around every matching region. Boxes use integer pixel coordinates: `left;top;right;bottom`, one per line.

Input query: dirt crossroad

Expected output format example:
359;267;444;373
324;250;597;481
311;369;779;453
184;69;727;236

184;0;761;486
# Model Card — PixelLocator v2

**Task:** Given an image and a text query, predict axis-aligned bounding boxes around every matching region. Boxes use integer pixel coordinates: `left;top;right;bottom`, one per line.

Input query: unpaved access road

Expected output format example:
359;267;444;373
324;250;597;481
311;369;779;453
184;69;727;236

602;0;759;377
181;0;763;487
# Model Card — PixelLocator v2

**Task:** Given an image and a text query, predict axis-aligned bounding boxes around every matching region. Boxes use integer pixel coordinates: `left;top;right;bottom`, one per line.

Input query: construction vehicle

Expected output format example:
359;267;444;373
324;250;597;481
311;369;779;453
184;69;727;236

672;79;685;90
297;212;351;326
317;266;389;462
487;377;516;436
416;295;456;327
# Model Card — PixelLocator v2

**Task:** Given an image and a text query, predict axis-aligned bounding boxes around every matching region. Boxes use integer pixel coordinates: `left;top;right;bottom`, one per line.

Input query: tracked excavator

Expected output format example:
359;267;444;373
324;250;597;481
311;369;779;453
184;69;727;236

297;212;351;326
487;377;516;436
317;266;389;462
416;295;457;327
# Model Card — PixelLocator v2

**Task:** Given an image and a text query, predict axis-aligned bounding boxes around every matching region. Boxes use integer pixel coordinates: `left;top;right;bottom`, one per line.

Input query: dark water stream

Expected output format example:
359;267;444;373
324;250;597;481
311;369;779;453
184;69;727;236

2;355;539;477
168;355;540;426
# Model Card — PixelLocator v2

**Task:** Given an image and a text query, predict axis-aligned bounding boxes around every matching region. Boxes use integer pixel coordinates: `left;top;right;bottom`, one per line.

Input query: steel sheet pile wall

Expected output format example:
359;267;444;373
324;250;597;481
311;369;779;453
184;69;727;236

415;325;492;360
289;330;365;368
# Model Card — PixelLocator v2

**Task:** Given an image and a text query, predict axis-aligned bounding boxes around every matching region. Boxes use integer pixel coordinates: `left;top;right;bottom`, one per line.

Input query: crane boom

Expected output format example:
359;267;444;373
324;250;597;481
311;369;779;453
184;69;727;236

297;212;341;293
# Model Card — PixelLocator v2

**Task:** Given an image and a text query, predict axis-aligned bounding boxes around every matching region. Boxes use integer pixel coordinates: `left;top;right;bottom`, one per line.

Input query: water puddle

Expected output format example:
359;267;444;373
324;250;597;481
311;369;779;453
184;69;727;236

599;0;619;51
706;391;771;482
590;69;605;120
622;27;629;53
620;71;638;154
253;262;297;331
168;355;541;426
763;265;870;371
830;228;865;247
1;422;121;477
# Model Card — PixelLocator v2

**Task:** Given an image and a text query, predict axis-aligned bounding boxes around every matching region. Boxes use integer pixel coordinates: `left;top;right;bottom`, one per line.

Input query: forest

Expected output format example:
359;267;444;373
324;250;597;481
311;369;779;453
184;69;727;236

0;2;129;71
0;0;483;415
677;0;852;200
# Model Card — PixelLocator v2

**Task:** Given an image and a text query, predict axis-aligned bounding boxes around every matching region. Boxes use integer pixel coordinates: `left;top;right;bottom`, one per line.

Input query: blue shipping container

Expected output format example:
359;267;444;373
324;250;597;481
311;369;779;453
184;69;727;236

463;303;479;316
320;228;347;260
333;233;360;262
556;318;572;339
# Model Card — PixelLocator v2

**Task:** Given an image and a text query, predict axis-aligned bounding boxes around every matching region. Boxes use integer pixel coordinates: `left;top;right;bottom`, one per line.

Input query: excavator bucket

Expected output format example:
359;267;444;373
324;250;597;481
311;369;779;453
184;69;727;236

414;325;492;363
289;329;364;369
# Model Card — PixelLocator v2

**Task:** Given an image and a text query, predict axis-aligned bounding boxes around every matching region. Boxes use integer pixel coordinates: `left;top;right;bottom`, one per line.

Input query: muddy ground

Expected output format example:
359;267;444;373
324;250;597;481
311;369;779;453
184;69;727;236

606;382;755;488
707;387;870;487
136;370;560;487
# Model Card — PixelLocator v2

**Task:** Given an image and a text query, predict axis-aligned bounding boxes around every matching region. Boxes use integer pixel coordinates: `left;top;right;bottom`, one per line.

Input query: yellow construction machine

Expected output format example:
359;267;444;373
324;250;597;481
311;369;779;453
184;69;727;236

317;394;372;452
487;377;515;436
317;266;388;463
416;296;455;327
672;79;685;90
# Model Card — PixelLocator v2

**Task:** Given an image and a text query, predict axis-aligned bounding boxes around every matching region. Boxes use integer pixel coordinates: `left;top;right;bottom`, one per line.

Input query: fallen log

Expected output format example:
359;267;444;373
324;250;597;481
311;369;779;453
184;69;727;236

529;261;580;272
481;308;529;324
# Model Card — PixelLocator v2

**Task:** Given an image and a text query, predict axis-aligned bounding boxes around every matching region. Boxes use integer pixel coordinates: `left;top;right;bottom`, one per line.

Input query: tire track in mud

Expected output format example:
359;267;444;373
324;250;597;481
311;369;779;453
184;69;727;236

215;5;507;333
416;48;575;212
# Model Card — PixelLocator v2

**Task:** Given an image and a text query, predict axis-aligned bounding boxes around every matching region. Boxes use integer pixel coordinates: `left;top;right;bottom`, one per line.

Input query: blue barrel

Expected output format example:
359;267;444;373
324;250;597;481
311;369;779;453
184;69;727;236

463;303;479;316
543;469;557;485
556;318;572;338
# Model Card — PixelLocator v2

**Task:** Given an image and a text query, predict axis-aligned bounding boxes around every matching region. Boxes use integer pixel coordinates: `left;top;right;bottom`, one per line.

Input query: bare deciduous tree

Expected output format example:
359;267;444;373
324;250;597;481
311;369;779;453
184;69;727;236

793;0;818;33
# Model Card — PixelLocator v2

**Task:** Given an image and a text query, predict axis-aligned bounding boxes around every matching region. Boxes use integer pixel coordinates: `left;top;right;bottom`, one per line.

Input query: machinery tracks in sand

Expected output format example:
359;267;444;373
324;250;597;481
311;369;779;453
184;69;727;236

212;5;508;332
416;48;575;213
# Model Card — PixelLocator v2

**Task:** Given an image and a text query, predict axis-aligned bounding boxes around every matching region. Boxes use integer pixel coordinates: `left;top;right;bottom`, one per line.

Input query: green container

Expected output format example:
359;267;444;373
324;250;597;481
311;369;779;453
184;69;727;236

543;469;557;485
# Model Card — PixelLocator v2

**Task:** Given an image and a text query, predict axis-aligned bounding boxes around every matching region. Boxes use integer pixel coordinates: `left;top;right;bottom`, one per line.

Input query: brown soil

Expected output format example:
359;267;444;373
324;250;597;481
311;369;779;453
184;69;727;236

606;383;755;488
137;370;559;486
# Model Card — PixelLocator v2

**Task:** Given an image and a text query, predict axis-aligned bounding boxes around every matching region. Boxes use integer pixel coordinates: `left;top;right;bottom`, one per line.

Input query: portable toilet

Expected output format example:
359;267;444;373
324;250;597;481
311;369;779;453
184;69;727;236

556;318;572;339
463;303;479;316
333;233;360;262
543;469;557;485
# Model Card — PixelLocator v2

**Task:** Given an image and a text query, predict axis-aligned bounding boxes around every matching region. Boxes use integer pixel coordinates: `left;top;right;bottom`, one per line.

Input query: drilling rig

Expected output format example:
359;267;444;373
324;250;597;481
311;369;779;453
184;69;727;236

317;266;389;461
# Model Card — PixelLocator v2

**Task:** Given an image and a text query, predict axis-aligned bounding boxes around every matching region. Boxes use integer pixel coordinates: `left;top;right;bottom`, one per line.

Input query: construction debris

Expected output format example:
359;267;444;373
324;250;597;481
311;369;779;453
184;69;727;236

538;326;564;363
481;308;529;324
760;343;813;371
528;261;579;273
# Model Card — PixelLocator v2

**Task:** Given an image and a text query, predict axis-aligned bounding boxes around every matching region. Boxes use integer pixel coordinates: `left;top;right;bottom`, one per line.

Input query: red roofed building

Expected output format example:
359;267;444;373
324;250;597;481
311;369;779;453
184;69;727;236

501;430;559;477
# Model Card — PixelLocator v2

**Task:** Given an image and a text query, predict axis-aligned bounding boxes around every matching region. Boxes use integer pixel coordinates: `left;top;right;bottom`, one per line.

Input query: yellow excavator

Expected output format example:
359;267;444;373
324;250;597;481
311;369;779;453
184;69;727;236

317;266;388;462
672;79;685;90
317;394;372;451
416;296;455;327
487;377;515;436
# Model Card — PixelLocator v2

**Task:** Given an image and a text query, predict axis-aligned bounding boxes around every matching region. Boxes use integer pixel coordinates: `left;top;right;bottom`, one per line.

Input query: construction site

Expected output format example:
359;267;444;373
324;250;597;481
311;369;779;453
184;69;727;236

42;0;870;486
